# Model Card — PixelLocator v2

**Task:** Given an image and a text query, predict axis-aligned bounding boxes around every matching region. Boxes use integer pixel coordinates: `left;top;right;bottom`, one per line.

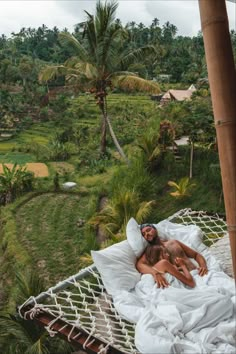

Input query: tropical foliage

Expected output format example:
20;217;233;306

0;270;72;354
0;163;34;205
89;189;155;239
168;177;196;199
137;132;162;171
39;1;160;161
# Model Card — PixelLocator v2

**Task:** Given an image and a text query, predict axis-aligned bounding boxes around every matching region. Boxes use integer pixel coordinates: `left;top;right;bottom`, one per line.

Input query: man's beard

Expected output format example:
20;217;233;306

148;236;161;246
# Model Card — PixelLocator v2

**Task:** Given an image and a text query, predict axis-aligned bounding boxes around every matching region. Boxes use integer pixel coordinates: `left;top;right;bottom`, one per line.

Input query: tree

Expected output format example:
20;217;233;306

181;97;215;178
39;0;160;162
0;270;72;354
89;190;155;240
138;132;162;171
168;177;196;199
162;21;177;44
0;164;34;205
18;56;35;92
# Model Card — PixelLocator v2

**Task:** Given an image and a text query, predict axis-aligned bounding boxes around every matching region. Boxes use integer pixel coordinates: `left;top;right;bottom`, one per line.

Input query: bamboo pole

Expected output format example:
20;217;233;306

198;0;236;277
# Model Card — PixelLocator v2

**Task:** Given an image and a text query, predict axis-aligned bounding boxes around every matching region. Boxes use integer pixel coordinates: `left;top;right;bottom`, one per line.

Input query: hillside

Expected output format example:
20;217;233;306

0;93;224;326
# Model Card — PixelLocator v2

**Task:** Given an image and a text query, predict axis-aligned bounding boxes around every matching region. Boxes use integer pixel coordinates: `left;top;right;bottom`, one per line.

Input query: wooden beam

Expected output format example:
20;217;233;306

21;306;124;354
198;0;236;277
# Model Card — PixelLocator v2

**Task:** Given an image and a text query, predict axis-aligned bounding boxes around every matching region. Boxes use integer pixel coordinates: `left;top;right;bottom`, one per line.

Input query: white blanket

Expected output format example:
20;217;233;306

113;248;236;353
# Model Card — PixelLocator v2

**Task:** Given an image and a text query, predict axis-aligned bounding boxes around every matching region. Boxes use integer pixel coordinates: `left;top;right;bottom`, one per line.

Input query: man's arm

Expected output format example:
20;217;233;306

177;241;208;276
136;253;169;288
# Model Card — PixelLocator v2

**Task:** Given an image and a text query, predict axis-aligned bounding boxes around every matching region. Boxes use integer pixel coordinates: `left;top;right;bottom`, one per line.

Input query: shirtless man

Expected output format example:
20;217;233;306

136;224;208;288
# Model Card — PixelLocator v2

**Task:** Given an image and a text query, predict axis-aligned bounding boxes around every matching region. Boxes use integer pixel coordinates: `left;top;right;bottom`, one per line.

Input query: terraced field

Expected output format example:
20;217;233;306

15;193;97;284
0;122;54;154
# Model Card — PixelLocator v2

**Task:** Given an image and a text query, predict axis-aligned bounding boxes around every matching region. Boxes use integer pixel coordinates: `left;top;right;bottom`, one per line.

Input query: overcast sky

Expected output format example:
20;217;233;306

0;1;235;38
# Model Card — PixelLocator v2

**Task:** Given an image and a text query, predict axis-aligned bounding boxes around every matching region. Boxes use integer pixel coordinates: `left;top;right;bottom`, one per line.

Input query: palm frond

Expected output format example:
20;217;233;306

168;181;179;189
170;191;181;197
100;26;127;70
64;56;82;68
135;200;156;223
121;45;157;67
38;65;67;83
89;189;155;242
84;11;97;59
168;177;196;199
15;269;45;304
149;145;161;162
59;32;88;62
95;0;119;37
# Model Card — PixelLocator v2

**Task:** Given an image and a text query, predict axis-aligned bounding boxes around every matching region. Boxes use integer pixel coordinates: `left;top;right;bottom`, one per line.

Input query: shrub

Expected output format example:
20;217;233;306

109;157;156;200
89;189;155;239
168;177;196;199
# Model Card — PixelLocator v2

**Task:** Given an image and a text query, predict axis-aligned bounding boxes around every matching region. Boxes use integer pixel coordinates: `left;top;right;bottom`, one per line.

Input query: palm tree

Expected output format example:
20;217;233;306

137;132;162;171
0;163;34;205
39;0;160;163
0;270;73;354
168;177;196;199
89;190;155;240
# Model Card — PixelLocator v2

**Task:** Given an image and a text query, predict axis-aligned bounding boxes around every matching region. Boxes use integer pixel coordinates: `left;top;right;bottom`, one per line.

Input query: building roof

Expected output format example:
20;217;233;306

169;89;193;101
161;91;171;100
188;84;197;91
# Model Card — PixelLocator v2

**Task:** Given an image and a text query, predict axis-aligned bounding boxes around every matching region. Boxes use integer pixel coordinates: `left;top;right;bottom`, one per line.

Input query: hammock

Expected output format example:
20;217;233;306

18;208;233;354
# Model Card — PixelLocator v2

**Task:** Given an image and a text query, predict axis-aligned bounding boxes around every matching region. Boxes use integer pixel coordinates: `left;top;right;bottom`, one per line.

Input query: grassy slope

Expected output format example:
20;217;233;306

0;122;54;153
15;193;98;283
0;191;99;310
150;183;224;223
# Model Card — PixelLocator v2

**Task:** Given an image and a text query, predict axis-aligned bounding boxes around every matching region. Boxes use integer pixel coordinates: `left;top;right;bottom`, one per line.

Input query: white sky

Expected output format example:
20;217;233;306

0;0;235;38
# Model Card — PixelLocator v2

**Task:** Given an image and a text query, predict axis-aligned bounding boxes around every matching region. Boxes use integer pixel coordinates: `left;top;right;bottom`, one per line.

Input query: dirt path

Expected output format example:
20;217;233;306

0;163;49;177
97;196;108;244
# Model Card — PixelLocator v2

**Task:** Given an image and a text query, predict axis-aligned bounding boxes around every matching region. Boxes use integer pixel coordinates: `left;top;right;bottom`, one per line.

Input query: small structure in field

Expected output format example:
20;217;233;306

62;182;77;190
160;84;196;105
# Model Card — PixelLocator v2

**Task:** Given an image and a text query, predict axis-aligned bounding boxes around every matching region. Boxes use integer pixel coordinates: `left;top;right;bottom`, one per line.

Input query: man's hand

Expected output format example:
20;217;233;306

154;273;169;288
198;266;208;276
195;253;208;276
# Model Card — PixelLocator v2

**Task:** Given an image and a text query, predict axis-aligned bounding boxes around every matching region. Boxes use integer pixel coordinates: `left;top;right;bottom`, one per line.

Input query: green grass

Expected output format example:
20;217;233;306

0;122;55;153
0;152;36;164
14;193;98;284
149;178;225;223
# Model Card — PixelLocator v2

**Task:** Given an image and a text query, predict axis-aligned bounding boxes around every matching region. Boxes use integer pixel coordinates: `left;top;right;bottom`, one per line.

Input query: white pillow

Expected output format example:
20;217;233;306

91;240;141;296
126;218;148;257
155;220;205;252
126;217;205;256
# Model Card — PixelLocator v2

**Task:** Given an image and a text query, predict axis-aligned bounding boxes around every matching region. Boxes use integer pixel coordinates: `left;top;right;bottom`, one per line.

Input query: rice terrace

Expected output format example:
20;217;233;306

0;0;235;353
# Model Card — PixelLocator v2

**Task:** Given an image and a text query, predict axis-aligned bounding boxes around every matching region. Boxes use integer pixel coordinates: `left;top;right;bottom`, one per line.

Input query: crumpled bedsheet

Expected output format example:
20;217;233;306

113;248;236;354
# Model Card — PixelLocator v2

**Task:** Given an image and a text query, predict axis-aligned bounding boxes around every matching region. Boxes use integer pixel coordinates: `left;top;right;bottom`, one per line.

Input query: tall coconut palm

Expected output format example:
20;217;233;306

39;0;160;163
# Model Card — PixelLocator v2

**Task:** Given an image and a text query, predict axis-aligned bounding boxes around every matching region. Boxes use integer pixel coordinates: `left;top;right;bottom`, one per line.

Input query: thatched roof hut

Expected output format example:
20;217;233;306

160;87;195;105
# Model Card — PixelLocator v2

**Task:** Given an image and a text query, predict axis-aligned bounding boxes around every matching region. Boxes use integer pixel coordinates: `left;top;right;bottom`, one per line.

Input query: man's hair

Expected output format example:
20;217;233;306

140;223;155;231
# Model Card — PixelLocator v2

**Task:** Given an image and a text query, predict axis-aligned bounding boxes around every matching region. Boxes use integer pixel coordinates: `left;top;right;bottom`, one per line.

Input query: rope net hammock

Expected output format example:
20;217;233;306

18;208;233;354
